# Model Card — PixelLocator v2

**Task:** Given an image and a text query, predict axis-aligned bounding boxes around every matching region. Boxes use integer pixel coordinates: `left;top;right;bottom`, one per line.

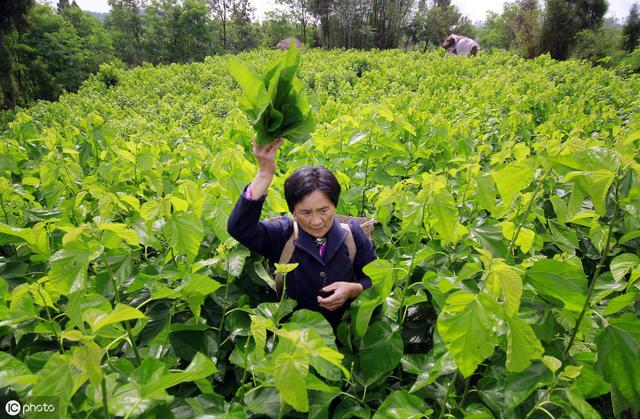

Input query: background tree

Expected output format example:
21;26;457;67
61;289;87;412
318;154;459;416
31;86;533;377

177;0;211;60
260;11;297;48
57;0;71;13
622;3;640;52
9;4;114;102
0;0;34;109
331;0;371;49
402;1;473;51
209;0;234;50
477;11;512;51
502;0;542;58
106;0;145;65
572;25;624;66
144;0;179;62
277;0;313;44
422;4;474;50
228;0;258;51
541;0;608;59
61;5;115;68
309;0;332;47
144;0;210;63
370;0;414;49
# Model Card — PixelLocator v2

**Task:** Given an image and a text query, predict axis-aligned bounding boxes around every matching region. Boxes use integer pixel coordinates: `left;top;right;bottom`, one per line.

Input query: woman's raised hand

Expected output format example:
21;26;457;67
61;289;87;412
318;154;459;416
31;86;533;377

248;136;284;198
254;136;284;175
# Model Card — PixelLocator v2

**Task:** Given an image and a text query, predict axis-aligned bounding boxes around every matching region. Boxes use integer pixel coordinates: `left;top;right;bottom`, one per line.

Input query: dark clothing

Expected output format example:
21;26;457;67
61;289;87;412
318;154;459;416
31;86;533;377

227;186;376;327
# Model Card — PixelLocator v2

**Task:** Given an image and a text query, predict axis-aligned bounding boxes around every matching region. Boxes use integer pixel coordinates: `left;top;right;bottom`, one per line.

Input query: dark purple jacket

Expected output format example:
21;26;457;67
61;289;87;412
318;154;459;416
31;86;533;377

227;186;377;327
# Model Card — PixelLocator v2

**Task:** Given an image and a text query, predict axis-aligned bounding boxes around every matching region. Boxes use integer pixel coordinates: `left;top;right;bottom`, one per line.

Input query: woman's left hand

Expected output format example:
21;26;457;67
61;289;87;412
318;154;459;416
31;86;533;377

317;282;364;311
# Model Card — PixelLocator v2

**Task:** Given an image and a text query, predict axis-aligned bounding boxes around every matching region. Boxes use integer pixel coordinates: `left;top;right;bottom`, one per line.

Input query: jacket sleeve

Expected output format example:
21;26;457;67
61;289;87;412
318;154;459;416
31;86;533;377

347;219;377;290
227;185;291;262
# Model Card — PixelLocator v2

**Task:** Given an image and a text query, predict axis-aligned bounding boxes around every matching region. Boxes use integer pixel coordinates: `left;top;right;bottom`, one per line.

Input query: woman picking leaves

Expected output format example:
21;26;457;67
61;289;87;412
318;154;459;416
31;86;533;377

227;138;376;329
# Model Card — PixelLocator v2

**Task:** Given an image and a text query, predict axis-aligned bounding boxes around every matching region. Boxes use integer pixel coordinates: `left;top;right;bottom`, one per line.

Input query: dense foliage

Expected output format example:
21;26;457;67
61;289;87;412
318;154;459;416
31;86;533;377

1;49;639;418
4;0;640;112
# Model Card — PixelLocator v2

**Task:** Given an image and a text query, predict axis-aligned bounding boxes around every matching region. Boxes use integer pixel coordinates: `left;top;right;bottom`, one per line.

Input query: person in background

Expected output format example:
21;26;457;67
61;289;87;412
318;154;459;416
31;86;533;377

443;34;480;56
227;137;377;329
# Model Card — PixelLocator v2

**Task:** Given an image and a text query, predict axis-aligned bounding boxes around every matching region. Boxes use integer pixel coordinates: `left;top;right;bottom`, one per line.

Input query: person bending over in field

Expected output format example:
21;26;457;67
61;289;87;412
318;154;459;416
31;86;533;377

442;34;479;56
227;137;377;328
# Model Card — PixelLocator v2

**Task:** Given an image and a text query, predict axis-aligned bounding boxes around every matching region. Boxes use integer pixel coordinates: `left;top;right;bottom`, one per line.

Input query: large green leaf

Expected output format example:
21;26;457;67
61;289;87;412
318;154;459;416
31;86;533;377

565;388;602;419
351;259;396;337
548;219;580;252
565;169;615;216
372;390;430;419
169;323;218;361
274;351;309;412
165;211;203;263
0;223;50;255
72;341;103;387
244;386;281;417
490;160;536;204
359;320;403;382
506;315;544;372
475;174;497;214
430;190;457;244
610;253;640;283
141;352;217;397
90;303;146;332
97;222;140;247
401;340;456;393
503;362;553;414
487;260;523;317
604;291;638;316
31;353;74;417
570;364;610;399
48;239;103;295
276;326;348;381
181;273;223;317
0;352;36;394
228;59;270;118
437;291;500;377
525;259;587;311
596;313;640;411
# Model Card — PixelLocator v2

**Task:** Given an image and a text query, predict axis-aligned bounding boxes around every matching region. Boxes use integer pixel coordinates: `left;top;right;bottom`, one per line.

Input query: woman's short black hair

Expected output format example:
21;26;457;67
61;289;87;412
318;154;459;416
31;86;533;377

284;166;341;212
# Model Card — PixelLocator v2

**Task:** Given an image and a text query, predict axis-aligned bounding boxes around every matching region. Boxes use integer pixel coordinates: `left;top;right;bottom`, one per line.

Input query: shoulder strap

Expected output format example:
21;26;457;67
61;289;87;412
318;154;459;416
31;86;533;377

339;223;356;266
275;221;298;297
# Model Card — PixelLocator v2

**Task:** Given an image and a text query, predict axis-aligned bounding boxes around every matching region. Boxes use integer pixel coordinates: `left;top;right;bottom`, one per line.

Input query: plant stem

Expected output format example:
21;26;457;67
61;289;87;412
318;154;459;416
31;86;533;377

564;175;620;355
339;124;344;160
460;376;472;408
439;370;460;419
237;337;252;401
35;285;64;353
100;253;141;364
0;192;9;224
277;402;285;419
459;165;473;221
359;127;376;217
101;377;110;419
218;273;232;342
506;169;550;263
525;386;560;419
399;192;429;325
280;273;286;305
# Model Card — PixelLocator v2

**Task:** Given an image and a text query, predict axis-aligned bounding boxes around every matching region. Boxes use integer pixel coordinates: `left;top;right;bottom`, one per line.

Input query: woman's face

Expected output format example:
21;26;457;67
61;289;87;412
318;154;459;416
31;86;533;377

292;189;336;238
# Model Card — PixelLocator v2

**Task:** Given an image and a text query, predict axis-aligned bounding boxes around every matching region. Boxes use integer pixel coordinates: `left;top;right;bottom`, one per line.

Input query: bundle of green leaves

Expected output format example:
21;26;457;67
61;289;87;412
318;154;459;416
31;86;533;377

229;41;316;145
